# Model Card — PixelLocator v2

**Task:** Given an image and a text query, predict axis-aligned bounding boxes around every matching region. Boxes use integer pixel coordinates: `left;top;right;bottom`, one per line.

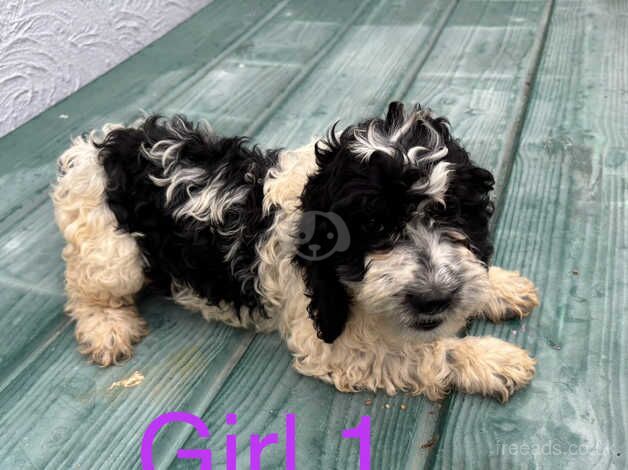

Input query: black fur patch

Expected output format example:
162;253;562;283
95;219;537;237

97;115;279;316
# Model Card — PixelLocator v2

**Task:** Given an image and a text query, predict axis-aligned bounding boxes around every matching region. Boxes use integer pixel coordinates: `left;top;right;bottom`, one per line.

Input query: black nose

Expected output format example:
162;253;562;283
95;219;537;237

406;293;453;315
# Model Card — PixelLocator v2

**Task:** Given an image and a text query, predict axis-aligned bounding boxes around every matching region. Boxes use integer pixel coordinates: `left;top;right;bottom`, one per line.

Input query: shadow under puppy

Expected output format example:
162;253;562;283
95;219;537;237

52;102;539;402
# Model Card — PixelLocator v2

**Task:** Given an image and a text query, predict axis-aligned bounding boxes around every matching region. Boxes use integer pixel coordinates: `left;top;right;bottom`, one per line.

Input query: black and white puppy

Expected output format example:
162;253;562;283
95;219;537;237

52;102;539;401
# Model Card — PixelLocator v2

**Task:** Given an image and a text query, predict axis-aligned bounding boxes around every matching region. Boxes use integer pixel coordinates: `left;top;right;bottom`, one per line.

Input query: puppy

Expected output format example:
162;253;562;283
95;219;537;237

52;102;538;402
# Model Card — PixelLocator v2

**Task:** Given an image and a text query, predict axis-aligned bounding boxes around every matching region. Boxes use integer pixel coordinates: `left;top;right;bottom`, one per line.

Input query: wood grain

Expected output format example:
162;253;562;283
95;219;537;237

430;0;628;468
0;297;254;469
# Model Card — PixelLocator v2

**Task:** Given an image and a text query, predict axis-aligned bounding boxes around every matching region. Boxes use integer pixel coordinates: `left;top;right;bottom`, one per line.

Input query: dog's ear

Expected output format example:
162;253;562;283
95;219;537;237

297;126;357;343
301;260;351;343
295;210;352;343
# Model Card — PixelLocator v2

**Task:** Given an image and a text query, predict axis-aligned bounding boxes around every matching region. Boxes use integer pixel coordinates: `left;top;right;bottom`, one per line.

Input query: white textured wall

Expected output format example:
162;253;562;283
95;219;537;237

0;0;213;137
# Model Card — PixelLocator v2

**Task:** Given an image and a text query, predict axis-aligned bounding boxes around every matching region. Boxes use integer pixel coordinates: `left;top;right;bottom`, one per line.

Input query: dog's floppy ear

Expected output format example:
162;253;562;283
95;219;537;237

301;260;351;343
296;144;353;343
435;139;495;264
295;211;352;343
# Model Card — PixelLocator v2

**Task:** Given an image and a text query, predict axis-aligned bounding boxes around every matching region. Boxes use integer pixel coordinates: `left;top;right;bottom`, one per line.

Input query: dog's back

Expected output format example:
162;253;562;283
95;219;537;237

52;116;280;364
96;116;279;312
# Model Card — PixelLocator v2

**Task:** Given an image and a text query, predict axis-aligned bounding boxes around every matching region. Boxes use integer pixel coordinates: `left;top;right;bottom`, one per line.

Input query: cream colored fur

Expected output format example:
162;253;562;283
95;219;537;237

52;137;539;401
480;266;540;322
53;129;147;366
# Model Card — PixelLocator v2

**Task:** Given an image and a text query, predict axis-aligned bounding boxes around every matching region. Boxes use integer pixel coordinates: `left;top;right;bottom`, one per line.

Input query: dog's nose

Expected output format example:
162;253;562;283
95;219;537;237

406;292;453;316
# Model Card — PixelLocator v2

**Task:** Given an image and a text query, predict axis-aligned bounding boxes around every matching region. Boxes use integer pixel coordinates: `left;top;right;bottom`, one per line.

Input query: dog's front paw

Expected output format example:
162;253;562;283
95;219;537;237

485;342;536;402
448;336;536;402
484;267;539;321
74;305;148;366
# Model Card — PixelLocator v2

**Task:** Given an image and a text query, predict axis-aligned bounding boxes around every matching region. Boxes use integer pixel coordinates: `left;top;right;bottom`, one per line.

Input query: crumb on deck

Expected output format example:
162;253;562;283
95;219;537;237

108;371;144;390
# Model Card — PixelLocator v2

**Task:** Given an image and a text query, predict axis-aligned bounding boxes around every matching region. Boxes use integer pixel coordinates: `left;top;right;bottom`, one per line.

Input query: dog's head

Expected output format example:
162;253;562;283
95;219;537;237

295;102;495;343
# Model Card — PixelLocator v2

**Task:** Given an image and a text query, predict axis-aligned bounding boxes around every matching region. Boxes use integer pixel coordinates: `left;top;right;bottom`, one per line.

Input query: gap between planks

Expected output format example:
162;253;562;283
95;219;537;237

489;0;557;232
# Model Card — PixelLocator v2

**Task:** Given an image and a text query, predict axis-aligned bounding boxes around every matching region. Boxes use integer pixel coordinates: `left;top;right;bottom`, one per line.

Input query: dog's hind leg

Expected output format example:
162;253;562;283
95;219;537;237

53;134;147;366
477;266;539;322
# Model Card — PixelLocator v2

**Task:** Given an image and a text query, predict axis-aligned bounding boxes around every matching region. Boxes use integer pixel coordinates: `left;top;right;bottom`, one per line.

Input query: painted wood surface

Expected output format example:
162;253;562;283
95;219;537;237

0;0;624;469
431;0;628;468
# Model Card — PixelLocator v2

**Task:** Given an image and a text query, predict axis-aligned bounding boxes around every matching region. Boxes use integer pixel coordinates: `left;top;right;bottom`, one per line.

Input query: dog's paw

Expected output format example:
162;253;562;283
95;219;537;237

485;343;536;402
74;306;148;366
485;267;539;322
448;336;536;402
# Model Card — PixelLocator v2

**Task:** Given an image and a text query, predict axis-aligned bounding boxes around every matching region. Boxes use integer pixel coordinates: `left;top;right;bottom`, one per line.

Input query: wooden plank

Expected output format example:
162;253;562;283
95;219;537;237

0;190;66;382
175;2;552;469
405;0;549;173
171;0;375;136
0;297;253;469
431;0;628;468
254;0;458;147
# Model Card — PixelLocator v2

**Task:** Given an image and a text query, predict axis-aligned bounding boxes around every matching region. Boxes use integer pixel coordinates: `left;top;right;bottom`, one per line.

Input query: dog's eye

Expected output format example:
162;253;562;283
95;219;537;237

406;202;418;215
363;218;385;234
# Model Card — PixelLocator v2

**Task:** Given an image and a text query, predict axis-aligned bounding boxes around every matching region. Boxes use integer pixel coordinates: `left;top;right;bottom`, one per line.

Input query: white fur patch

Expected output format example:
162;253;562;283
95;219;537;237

350;108;449;165
142;119;212;173
407;144;448;163
350;122;396;160
146;140;247;224
171;281;276;332
172;168;248;224
150;166;207;204
411;161;452;206
52;128;147;366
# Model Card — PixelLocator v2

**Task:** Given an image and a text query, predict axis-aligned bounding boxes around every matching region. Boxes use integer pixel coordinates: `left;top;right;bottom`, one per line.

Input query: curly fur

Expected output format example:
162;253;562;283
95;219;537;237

53;128;147;365
52;102;539;401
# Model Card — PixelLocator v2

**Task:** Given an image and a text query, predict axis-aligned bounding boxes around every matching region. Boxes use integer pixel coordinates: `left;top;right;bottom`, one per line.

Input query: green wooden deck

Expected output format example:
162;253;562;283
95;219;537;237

0;0;626;468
